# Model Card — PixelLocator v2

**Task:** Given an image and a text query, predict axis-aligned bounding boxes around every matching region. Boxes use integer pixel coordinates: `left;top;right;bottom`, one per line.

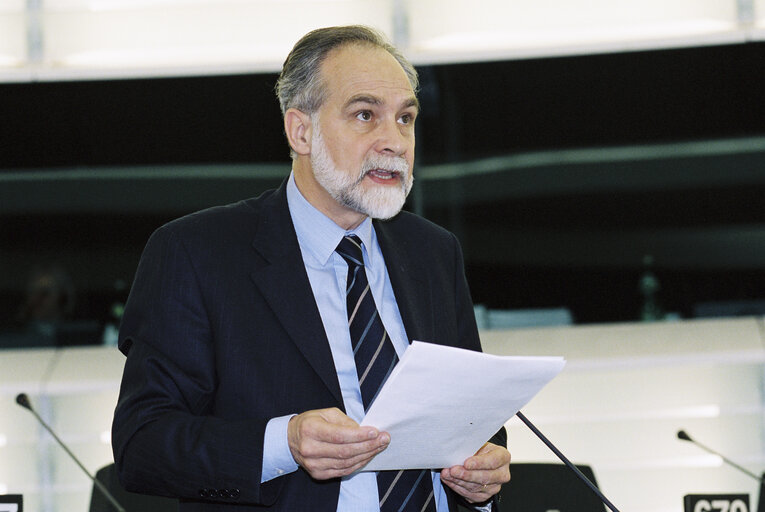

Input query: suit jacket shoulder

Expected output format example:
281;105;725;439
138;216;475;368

150;186;279;250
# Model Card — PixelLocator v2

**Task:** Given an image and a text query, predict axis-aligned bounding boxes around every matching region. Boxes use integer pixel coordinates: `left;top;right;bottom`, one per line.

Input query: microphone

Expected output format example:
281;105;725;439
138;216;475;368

516;411;621;512
16;393;126;512
677;429;764;482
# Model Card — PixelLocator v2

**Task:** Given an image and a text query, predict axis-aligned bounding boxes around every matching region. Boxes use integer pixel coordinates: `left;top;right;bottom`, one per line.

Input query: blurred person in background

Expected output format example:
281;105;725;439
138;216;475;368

14;264;76;345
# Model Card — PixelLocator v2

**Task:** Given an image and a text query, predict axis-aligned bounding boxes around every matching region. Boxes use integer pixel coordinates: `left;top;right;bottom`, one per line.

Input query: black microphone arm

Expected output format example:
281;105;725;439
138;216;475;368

16;393;126;512
516;411;621;512
677;429;764;482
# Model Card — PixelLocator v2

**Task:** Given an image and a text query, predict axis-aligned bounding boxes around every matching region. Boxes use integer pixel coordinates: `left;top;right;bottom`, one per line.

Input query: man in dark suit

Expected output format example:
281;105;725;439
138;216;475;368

112;25;511;511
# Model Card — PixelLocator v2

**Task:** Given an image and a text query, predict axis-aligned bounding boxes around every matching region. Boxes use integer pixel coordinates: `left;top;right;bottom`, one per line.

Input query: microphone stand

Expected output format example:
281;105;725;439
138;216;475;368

678;430;763;482
517;411;621;512
678;429;765;512
16;393;126;512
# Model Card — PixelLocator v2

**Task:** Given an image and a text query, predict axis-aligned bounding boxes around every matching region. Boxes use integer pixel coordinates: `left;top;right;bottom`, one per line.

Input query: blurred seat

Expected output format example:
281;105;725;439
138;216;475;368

460;462;606;512
89;463;178;512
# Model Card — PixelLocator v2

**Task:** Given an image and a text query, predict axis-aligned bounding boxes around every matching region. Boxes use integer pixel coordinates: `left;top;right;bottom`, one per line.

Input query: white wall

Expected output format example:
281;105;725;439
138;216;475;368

483;317;765;512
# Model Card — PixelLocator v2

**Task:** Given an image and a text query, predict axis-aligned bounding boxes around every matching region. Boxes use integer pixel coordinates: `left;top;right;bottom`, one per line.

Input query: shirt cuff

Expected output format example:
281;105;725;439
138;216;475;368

261;414;299;483
472;501;493;512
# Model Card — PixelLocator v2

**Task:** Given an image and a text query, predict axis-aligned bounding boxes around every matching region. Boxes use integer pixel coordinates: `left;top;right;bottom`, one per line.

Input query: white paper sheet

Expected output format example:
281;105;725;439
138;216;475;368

359;341;565;471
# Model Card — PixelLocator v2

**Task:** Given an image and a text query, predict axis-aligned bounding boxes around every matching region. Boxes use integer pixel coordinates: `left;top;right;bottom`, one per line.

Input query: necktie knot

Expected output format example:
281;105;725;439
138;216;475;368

335;235;364;268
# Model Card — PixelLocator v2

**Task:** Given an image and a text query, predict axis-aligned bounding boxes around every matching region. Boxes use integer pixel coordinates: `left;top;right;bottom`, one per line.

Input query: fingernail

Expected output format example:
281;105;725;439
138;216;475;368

368;429;379;438
380;433;390;445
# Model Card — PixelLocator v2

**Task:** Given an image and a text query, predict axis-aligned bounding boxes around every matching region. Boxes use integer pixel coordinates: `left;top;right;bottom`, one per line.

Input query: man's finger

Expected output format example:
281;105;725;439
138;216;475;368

440;476;498;504
316;434;390;460
291;408;382;446
296;436;389;479
312;408;381;443
463;443;510;471
445;468;497;485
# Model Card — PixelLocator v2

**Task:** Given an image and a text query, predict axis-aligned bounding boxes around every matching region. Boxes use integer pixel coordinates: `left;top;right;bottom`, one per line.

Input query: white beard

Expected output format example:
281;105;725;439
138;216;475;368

310;123;413;220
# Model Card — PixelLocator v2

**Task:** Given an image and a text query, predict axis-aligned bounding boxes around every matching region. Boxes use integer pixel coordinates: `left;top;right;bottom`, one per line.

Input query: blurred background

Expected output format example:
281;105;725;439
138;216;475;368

1;0;765;511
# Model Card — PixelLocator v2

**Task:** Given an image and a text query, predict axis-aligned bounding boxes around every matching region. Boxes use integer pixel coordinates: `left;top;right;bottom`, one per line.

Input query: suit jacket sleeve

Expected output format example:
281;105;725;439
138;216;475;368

112;222;280;506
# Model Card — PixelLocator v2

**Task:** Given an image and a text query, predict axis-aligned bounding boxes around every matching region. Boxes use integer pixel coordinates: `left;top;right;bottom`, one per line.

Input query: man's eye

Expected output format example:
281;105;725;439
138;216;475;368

399;113;414;125
356;111;372;121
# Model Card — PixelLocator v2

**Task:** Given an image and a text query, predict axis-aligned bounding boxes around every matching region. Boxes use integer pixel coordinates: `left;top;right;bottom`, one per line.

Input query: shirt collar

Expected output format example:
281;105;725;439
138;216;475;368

286;172;375;266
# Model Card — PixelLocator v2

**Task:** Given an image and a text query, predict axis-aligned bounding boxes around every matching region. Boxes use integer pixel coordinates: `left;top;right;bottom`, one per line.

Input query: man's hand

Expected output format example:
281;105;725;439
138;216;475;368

287;407;390;480
440;442;511;504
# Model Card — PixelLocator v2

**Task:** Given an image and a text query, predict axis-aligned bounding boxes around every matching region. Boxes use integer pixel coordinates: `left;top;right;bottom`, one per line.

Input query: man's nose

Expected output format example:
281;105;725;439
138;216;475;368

373;119;409;156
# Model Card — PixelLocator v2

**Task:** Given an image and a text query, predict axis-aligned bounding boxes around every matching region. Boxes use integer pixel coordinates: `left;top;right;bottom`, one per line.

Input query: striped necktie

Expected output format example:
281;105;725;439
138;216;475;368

336;235;437;512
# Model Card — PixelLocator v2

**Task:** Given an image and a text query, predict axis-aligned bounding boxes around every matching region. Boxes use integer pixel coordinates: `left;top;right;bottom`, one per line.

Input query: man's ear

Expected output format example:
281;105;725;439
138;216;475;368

284;108;312;156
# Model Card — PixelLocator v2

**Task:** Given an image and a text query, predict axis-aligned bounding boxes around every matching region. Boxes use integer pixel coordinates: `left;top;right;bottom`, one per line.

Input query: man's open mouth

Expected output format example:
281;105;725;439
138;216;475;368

366;168;401;180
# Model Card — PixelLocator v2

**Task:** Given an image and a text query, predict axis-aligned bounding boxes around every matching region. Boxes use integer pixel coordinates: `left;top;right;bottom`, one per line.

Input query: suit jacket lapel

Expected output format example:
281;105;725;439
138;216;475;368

249;183;343;405
374;219;436;345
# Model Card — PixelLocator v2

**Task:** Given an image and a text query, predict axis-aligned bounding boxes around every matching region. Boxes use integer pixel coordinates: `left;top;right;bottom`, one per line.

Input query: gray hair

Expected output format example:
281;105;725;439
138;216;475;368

275;25;419;118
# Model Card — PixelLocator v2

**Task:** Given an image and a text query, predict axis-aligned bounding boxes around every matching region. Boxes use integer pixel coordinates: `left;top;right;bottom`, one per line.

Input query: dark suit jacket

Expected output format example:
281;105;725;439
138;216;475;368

112;180;505;511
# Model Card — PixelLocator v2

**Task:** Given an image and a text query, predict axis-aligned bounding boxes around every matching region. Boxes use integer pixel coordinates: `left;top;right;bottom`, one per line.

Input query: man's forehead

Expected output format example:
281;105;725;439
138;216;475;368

321;45;417;109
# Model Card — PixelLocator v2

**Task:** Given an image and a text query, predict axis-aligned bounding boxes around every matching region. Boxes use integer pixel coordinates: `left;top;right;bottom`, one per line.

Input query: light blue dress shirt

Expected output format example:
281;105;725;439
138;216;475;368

259;173;450;511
